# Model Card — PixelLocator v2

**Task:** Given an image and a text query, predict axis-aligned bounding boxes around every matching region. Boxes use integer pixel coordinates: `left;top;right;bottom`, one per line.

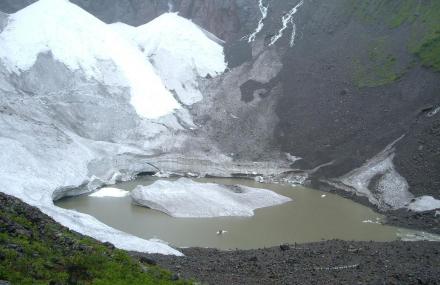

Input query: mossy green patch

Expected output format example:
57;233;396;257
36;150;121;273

347;0;440;78
415;35;440;71
0;194;191;285
388;0;418;29
352;38;401;88
348;0;413;26
408;2;440;71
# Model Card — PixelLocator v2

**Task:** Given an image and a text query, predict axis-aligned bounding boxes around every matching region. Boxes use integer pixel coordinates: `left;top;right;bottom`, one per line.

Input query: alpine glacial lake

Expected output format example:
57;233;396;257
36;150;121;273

55;176;436;250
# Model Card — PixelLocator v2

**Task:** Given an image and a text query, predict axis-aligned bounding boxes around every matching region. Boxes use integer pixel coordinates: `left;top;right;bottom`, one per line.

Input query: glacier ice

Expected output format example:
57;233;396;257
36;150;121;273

407;196;440;212
328;136;414;210
0;0;179;119
89;187;129;198
111;13;226;106
130;178;292;218
0;0;219;255
0;0;292;255
0;119;182;255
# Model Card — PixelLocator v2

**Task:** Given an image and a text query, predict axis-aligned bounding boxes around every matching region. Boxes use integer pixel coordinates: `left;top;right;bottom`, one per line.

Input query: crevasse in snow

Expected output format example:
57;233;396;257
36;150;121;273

0;0;180;118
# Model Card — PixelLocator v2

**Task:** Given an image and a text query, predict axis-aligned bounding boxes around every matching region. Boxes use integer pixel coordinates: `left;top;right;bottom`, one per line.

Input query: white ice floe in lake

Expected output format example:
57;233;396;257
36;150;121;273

362;217;382;224
407;196;440;212
111;13;226;106
0;0;180;118
131;178;292;218
89;187;129;198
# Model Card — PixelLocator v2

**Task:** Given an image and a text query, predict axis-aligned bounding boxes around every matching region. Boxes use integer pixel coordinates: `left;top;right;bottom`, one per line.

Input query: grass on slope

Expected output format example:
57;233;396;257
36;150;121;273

0;193;191;285
347;0;440;87
352;37;402;88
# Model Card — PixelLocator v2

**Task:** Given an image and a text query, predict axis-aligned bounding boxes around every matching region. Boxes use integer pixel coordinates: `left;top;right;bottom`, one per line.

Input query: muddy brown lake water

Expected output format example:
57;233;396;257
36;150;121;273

56;176;435;250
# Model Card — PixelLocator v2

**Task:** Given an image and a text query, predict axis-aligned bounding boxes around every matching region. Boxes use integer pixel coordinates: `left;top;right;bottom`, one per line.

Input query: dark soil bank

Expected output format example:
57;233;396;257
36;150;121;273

147;241;440;285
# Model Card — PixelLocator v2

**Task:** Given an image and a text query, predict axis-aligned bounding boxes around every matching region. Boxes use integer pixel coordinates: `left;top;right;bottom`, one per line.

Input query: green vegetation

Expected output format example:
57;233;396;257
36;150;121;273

415;35;440;71
353;38;401;88
408;2;440;71
347;0;440;87
348;0;420;29
388;0;418;29
0;194;191;285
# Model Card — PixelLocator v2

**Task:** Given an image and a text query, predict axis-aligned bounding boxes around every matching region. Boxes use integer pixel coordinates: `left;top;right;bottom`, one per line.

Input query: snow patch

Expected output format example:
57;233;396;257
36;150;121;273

245;0;269;43
269;0;304;47
285;153;301;163
329;136;413;210
89;187;129;198
407;196;440;212
131;178;291;218
0;0;180;118
427;106;440;117
111;13;226;106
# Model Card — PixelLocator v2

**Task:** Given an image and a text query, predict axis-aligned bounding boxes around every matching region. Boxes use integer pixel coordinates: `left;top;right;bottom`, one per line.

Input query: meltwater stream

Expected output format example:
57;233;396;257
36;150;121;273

56;177;437;250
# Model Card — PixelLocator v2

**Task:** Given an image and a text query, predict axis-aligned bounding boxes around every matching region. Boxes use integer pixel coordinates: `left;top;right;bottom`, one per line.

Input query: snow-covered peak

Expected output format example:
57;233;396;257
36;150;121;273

136;12;226;78
111;13;227;105
0;0;180;119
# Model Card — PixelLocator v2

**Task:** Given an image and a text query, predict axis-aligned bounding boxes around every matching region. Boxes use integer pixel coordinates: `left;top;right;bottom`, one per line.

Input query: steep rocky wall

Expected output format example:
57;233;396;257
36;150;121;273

193;0;440;200
267;0;440;199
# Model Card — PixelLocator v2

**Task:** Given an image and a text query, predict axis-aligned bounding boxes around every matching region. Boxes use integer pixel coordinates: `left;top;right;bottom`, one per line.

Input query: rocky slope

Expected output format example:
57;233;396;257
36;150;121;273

151;241;440;285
